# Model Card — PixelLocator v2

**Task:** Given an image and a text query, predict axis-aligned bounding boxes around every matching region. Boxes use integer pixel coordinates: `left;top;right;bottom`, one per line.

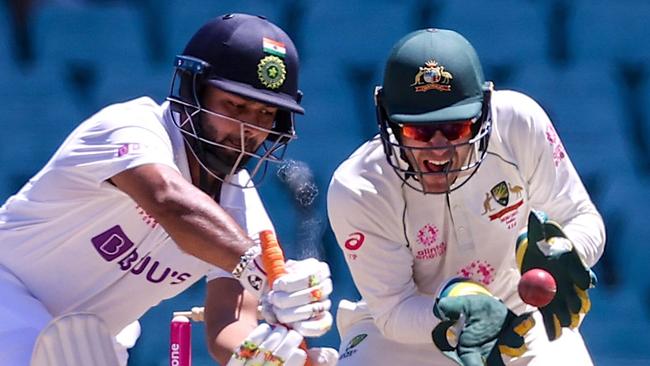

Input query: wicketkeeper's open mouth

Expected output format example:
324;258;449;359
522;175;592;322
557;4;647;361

424;159;450;173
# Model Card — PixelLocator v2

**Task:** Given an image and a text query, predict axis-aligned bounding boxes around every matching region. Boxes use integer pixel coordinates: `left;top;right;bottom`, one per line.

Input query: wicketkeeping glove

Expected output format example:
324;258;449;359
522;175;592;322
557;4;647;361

432;278;535;366
516;210;597;341
226;323;339;366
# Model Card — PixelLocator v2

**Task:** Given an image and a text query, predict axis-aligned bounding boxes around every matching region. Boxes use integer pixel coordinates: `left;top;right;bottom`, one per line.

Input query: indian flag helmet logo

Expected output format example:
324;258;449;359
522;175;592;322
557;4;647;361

263;37;286;58
257;55;286;89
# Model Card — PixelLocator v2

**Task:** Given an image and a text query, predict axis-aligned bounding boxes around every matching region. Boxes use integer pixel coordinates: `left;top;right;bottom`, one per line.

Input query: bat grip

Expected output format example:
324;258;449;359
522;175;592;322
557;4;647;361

259;230;312;366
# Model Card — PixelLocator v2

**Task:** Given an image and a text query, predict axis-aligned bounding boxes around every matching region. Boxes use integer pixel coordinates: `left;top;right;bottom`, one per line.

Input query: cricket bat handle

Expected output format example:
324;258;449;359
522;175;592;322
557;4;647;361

259;230;312;366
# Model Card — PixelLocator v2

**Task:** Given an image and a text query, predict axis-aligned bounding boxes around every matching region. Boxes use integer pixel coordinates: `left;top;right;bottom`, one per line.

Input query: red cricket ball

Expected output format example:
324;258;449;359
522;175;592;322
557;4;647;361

518;268;557;307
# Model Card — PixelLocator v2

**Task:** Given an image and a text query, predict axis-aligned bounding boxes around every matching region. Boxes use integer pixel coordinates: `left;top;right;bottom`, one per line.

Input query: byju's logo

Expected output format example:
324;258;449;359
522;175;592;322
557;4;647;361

91;225;134;261
91;225;191;285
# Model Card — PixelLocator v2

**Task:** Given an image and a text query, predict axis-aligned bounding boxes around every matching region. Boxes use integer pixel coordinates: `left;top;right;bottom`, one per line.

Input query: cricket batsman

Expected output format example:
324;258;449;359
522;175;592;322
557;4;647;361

0;14;336;365
327;28;604;365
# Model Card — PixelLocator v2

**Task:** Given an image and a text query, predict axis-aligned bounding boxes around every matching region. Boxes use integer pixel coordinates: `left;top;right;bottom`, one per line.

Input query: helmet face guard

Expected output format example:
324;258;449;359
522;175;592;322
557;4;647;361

375;84;493;194
375;28;494;194
167;55;298;190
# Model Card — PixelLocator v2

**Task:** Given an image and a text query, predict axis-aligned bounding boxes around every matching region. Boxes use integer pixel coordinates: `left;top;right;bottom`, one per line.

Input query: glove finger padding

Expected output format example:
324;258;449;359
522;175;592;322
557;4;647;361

306;347;339;366
432;319;463;352
497;312;535;358
437;296;507;347
273;258;331;293
459;351;490;366
226;324;308;366
259;259;334;338
432;279;533;366
290;311;334;338
271;279;334;310
273;299;332;324
538;306;562;341
516;210;596;341
227;323;272;366
566;251;597;290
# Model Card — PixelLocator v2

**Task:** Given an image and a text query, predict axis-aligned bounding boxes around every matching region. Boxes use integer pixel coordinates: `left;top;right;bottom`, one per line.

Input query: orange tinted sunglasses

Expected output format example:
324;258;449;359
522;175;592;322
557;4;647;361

400;119;473;142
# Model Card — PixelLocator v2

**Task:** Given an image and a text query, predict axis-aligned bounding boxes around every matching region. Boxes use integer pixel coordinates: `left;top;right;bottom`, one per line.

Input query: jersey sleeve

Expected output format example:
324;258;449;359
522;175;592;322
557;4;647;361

205;170;276;282
54;101;178;185
327;172;439;344
501;91;605;266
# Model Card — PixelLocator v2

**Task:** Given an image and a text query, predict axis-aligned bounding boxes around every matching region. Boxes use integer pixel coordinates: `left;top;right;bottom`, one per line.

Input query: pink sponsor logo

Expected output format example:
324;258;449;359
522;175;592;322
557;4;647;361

344;232;365;250
416;224;438;247
545;124;566;167
415;224;446;260
344;232;365;261
457;260;496;285
117;143;141;157
415;241;447;260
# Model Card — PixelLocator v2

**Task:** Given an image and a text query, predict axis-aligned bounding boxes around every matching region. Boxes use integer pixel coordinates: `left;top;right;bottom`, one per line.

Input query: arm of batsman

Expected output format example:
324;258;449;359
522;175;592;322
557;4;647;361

516;210;597;341
260;258;334;338
431;278;535;366
226;323;339;366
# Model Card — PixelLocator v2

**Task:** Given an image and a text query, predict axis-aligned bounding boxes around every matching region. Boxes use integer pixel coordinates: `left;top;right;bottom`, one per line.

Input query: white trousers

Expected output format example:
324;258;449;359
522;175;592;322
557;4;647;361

0;265;137;365
336;300;594;366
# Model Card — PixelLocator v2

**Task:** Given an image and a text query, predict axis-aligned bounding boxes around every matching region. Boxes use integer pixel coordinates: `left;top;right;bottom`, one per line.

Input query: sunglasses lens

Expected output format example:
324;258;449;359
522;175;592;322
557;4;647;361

440;122;473;140
401;125;434;141
401;120;473;142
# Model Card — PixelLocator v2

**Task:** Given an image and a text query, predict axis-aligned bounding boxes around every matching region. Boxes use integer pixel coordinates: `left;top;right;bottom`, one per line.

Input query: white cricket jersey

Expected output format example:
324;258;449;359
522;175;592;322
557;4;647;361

327;90;605;344
0;97;273;335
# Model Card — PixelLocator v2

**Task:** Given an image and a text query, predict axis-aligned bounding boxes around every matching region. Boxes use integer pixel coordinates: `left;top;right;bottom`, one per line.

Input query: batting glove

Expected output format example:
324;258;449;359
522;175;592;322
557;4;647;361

234;245;333;337
432;278;535;366
516;210;597;341
226;323;339;366
260;258;334;337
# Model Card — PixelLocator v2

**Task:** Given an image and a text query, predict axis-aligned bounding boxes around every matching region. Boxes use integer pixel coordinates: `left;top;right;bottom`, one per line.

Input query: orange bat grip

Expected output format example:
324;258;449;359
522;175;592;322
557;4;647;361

260;230;287;285
259;230;312;366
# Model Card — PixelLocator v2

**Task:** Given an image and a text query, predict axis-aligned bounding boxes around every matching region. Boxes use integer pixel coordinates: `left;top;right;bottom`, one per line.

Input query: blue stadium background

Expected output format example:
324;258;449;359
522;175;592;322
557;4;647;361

1;0;649;364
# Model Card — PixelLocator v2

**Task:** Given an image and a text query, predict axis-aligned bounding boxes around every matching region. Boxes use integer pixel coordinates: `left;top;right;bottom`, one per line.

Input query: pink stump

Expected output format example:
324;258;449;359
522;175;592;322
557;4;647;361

170;315;192;366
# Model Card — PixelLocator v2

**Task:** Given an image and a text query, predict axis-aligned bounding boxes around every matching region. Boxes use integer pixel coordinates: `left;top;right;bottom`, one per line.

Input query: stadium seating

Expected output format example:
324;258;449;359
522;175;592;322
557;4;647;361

428;0;548;68
507;61;631;177
300;0;414;65
570;0;650;64
32;3;148;68
0;62;85;198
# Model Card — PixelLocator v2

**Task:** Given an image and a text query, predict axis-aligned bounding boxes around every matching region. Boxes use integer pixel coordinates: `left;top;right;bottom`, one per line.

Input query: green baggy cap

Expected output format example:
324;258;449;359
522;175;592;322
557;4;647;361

382;28;486;124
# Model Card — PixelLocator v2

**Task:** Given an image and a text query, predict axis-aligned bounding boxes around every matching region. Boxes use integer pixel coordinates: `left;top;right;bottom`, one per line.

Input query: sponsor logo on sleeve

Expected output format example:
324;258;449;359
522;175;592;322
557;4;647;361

344;232;365;260
545;124;566;167
116;143;141;157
